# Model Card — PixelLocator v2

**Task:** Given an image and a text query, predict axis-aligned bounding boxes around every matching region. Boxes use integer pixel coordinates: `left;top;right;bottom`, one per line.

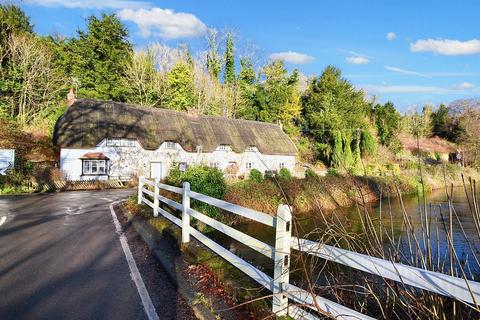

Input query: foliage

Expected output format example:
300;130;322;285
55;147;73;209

206;29;222;80
360;130;376;157
304;168;318;178
249;168;263;183
374;101;400;146
223;33;235;85
165;165;227;217
302;66;371;166
277;167;292;180
68;14;133;101
166;61;197;110
0;33;67;125
0;3;33;51
251;60;301;134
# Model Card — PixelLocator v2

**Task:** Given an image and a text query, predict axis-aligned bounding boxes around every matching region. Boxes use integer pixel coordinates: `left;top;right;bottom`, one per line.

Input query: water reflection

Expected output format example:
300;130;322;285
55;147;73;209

209;187;480;278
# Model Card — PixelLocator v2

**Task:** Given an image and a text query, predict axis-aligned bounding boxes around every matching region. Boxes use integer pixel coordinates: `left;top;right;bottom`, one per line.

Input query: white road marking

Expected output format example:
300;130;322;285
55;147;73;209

109;201;159;320
0;215;6;227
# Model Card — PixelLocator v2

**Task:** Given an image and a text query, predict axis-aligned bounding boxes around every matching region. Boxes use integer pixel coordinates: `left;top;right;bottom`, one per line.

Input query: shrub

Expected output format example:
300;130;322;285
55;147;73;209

164;165;183;186
165;164;227;218
304;168;318;178
249;169;263;183
278;168;292;180
326;167;339;177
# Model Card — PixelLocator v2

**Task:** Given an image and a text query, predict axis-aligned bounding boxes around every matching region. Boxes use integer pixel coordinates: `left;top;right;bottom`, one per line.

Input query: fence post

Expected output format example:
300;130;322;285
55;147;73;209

137;175;144;204
153;177;160;217
182;181;191;243
272;204;292;316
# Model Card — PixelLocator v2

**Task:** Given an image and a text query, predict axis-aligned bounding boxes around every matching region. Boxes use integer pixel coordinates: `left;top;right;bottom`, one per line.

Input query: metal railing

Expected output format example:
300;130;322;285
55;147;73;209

137;176;480;320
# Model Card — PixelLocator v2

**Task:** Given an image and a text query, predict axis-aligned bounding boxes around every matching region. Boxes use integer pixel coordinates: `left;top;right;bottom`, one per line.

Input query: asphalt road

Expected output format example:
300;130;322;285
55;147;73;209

0;189;152;320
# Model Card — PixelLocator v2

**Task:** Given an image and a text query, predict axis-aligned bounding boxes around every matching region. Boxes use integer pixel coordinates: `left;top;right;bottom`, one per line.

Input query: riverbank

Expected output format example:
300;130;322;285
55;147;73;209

224;164;480;217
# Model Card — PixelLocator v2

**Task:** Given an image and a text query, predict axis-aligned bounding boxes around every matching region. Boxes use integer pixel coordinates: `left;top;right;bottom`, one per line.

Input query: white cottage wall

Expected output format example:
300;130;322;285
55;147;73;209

60;140;295;181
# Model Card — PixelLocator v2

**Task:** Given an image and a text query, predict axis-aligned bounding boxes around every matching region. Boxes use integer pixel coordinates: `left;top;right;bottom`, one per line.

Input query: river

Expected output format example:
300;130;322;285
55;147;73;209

209;187;480;278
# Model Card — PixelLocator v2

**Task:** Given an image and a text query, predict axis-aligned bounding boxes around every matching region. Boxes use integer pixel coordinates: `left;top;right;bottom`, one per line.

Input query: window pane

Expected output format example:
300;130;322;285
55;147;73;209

98;161;105;174
91;161;98;173
83;160;91;174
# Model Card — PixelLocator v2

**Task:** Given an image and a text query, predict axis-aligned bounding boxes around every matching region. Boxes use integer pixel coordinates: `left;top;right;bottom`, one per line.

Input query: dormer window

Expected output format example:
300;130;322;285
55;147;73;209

218;144;230;151
246;146;256;152
106;138;135;147
164;141;177;149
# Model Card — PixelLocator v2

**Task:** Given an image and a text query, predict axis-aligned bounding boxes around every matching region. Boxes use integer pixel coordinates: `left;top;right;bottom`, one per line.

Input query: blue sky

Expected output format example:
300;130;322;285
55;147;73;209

16;0;480;111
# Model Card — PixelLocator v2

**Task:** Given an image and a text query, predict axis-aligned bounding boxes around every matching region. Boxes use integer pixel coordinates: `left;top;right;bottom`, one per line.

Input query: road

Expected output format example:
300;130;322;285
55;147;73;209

0;189;153;320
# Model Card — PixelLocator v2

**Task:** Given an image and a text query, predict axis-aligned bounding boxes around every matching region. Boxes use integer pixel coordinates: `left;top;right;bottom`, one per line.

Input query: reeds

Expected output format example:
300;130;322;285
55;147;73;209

290;172;480;319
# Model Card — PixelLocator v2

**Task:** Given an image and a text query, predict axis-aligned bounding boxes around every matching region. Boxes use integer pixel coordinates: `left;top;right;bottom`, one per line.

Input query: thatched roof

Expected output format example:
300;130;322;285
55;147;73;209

53;99;297;155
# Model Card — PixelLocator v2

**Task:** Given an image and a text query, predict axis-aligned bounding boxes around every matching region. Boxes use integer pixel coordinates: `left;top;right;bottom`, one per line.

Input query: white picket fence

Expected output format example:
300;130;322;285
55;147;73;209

137;176;480;319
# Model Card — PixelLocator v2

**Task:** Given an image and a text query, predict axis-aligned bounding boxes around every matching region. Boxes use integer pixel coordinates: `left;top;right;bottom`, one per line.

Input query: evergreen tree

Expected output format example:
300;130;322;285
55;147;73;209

374;101;400;146
166;61;197;111
302;66;371;166
236;58;257;120
206;29;222;80
254;60;301;130
0;4;33;52
223;33;235;85
69;14;132;101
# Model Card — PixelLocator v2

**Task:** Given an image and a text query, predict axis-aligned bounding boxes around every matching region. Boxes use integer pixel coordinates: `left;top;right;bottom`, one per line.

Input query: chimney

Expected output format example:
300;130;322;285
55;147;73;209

67;88;76;107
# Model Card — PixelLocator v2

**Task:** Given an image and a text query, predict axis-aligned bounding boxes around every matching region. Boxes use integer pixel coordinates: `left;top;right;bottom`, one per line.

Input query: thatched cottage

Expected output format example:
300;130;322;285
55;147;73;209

53;99;297;181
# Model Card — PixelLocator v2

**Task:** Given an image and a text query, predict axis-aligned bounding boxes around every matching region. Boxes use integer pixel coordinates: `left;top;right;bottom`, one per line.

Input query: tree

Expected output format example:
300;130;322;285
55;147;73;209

235;58;257;120
68;14;132;101
302;66;371;167
431;104;450;138
165;61;197;111
0;4;33;54
223;33;235;85
0;34;66;125
254;60;301;132
206;29;222;80
124;49;163;106
374;101;400;146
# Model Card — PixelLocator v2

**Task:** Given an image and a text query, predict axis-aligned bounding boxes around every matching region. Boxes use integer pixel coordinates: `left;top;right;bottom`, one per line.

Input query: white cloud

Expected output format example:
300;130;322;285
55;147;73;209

346;55;370;65
452;82;475;90
410;38;480;55
118;7;208;39
269;51;314;64
384;66;430;78
24;0;148;9
386;32;396;41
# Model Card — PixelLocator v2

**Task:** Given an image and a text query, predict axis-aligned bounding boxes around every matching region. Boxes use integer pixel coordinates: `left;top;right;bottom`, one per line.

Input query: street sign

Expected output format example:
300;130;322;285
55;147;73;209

0;149;15;175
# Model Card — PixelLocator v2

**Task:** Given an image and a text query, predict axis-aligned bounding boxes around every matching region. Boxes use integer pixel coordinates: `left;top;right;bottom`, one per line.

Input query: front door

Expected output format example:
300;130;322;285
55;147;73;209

150;162;162;179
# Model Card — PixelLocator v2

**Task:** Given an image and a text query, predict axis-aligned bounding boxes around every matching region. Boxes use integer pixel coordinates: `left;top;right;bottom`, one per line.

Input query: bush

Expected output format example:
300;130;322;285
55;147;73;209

277;167;292;180
326;167;339;177
249;169;263;183
164;165;183;186
304;168;317;178
165;164;227;218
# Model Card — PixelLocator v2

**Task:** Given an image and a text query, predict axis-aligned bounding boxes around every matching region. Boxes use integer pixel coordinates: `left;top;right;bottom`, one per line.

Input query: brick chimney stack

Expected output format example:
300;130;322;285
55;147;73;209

67;88;76;107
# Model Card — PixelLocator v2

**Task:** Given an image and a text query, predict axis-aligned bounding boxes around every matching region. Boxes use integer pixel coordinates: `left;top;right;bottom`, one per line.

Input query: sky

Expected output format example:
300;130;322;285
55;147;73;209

14;0;480;111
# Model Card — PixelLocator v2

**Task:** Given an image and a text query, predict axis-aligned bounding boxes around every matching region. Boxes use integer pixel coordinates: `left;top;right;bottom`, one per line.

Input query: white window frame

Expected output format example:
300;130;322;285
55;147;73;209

279;162;286;169
246;162;254;170
164;141;177;149
246;146;256;152
106;138;135;147
178;162;187;172
218;144;229;151
82;160;107;175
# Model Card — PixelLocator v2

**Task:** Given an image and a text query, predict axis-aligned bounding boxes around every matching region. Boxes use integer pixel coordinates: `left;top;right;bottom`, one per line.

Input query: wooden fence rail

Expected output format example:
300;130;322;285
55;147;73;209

137;176;480;320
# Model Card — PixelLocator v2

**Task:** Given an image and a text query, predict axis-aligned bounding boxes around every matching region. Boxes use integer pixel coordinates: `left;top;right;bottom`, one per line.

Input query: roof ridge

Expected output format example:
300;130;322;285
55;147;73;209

73;98;281;127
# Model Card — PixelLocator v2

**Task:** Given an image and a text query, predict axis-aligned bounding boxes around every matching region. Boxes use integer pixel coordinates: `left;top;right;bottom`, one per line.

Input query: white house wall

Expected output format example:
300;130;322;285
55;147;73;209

60;140;296;181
